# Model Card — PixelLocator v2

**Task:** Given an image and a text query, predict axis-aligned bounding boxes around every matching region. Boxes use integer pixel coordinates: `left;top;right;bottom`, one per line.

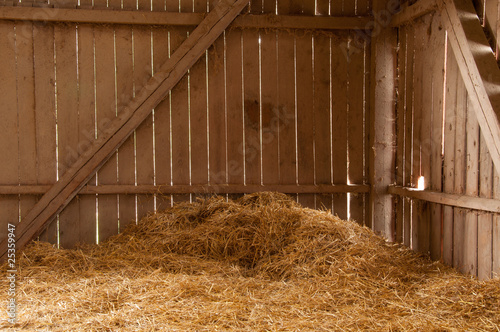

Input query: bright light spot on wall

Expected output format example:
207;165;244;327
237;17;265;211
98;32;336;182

417;176;425;191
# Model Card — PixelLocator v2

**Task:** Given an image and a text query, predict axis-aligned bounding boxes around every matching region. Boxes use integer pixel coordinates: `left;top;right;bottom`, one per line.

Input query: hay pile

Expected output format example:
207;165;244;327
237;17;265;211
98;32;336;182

1;192;499;331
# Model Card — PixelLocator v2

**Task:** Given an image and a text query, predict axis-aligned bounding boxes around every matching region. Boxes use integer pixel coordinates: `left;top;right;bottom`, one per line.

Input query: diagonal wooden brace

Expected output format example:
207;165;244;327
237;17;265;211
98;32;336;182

440;0;500;175
0;0;250;261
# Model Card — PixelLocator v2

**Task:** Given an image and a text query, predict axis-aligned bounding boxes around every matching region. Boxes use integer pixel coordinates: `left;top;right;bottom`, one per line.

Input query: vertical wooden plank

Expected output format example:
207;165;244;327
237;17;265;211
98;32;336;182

411;20;424;251
493;167;500;278
453;77;467;272
194;0;207;12
152;27;171;210
134;25;155;219
208;35;227;190
296;31;315;209
193;0;209;186
316;0;329;15
395;27;406;243
478;132;493;280
0;22;19;243
369;0;397;238
263;0;276;13
33;23;58;243
190;51;209;190
16;21;39;238
419;16;433;255
343;0;356;15
429;15;445;260
261;31;280;187
464;96;479;276
226;29;245;198
331;0;343;15
95;26;118;242
170;27;191;203
356;0;370;15
403;25;415;247
314;32;333;211
332;33;348;219
443;38;458;265
277;0;290;14
290;0;315;208
277;29;297;202
250;0;261;12
55;24;80;248
116;0;137;229
348;31;366;225
77;23;97;244
242;29;261;188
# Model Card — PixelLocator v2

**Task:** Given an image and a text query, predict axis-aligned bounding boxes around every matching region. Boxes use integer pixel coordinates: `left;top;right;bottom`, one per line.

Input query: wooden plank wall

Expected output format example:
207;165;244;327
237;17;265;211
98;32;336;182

0;0;371;247
396;12;500;280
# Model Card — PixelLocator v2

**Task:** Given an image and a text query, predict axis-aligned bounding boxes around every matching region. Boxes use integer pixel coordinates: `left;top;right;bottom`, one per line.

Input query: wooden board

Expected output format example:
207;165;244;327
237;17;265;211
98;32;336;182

134;25;156;218
242;29;261;187
295;31;315;209
33;23;58;244
453;77;467;272
261;30;280;187
277;29;297;203
411;19;424;251
403;25;415;247
395;27;406;243
463;96;479;277
54;23;80;248
478;132;493;280
429;14;445;260
16;21;39;242
314;32;333;211
152;26;172;211
207;34;227;189
77;23;98;244
419;15;434;255
226;28;245;200
190;50;209;193
348;30;366;225
170;26;191;204
331;33;349;220
443;37;458;265
94;26;119;242
116;0;137;230
0;22;19;244
494;168;500;278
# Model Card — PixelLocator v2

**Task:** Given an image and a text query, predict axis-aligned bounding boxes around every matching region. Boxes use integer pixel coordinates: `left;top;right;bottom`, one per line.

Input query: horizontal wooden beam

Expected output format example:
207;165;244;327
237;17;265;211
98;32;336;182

440;0;500;176
388;185;500;213
390;0;437;27
0;6;372;30
0;184;370;195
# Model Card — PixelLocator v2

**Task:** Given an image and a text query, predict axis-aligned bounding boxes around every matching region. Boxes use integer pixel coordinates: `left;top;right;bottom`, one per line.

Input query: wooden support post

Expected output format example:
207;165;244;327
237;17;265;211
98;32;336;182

0;0;251;261
369;0;397;240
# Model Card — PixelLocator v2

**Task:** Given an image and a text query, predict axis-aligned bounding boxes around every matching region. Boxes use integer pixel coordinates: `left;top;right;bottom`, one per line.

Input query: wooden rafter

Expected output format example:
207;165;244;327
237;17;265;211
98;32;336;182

440;0;500;175
0;6;372;30
0;0;250;261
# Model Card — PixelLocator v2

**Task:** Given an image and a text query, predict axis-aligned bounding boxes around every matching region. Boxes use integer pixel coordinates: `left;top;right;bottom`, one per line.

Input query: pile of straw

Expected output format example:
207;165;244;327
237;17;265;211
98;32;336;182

1;192;499;331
